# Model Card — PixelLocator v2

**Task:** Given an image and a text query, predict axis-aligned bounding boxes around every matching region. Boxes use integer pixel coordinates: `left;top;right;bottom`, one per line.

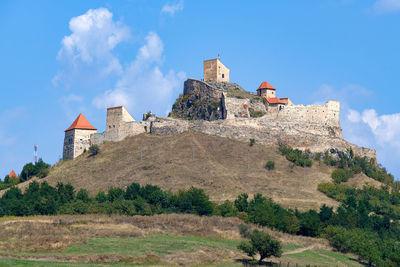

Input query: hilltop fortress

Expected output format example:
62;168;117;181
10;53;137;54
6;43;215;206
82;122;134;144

63;58;375;160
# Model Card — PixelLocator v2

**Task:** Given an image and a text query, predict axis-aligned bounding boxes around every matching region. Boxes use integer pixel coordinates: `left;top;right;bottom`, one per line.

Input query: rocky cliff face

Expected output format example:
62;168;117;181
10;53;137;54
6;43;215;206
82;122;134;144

169;79;224;121
169;79;252;121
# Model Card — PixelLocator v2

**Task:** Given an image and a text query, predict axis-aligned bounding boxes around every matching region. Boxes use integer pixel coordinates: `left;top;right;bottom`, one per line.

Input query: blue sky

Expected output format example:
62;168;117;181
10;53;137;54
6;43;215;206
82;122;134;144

1;0;399;179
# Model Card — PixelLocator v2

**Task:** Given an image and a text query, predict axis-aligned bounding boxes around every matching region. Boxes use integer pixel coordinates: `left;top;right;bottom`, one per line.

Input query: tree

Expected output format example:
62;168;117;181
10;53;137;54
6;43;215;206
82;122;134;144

238;229;282;264
57;183;75;205
234;193;249;212
95;190;107;203
20;159;50;182
125;182;141;200
107;187;124;202
20;163;35;182
76;189;90;203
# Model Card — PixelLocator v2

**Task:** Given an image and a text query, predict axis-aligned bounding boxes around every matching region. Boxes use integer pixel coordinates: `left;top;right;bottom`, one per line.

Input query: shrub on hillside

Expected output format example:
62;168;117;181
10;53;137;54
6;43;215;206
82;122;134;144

279;143;312;167
88;144;100;157
249;138;255;146
265;161;275;170
331;169;354;184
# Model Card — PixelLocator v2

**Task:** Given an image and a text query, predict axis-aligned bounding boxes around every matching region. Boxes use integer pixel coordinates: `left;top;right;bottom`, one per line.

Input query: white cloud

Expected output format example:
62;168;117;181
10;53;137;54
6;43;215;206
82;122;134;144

372;0;400;14
343;108;400;179
55;8;186;119
93;32;186;117
347;109;361;123
361;109;400;146
161;0;184;15
54;8;130;87
93;89;131;109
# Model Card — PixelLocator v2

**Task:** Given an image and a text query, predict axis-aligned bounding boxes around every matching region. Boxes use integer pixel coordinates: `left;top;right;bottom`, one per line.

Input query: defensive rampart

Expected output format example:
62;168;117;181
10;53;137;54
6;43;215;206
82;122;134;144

149;118;375;159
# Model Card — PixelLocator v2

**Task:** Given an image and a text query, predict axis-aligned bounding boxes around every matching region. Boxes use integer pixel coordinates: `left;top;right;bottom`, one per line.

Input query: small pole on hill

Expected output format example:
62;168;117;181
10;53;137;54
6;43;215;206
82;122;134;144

140;145;143;161
247;149;250;170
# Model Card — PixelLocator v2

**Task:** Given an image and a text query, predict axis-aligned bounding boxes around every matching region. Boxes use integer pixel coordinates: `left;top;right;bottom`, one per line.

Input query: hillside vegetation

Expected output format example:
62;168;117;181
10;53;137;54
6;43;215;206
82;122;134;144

8;132;356;210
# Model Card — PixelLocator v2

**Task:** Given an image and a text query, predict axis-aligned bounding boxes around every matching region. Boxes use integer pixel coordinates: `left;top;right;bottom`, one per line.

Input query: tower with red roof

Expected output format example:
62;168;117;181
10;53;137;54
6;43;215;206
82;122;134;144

63;113;97;160
256;81;293;112
256;81;276;98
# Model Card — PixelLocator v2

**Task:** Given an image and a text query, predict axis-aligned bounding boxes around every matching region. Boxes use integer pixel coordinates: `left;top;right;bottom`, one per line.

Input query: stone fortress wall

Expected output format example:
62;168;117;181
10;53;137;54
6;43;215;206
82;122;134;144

91;106;149;146
64;58;375;160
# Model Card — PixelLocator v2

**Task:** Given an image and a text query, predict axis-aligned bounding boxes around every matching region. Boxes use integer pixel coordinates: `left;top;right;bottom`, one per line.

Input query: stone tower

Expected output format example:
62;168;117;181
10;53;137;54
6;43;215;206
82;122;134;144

63;113;97;160
203;58;230;82
256;81;276;98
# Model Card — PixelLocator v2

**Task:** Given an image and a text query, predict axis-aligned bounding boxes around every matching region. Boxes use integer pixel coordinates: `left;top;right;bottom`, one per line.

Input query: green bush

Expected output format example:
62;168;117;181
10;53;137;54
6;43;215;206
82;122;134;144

249;138;255;146
331;169;354;184
314;152;322;161
265;161;275;170
279;144;312;167
248;108;265;118
89;144;100;157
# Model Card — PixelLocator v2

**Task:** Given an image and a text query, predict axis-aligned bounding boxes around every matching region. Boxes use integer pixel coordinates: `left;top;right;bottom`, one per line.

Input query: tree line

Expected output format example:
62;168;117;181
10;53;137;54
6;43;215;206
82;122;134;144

1;179;400;265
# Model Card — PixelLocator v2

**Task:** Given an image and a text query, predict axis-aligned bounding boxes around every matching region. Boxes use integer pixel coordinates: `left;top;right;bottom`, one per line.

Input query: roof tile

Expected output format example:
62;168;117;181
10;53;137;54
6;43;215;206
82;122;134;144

265;97;286;104
257;81;276;90
65;113;97;132
9;169;17;178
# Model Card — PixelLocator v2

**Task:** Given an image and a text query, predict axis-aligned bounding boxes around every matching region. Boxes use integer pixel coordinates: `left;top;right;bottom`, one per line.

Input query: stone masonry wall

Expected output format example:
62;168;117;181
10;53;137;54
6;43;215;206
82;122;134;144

63;129;97;159
203;59;230;82
223;94;266;119
149;118;375;159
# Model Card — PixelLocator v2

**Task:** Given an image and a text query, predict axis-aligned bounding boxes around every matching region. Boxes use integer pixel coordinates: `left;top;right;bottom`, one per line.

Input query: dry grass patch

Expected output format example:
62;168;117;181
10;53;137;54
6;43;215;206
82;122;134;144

5;132;339;211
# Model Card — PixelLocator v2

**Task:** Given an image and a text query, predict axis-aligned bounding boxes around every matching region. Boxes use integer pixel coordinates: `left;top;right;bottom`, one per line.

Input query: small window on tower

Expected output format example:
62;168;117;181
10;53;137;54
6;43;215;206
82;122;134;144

222;74;224;78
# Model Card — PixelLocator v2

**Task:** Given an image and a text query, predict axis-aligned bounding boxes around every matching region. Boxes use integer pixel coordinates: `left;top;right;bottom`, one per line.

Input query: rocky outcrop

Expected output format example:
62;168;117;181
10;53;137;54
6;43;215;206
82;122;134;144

170;79;225;121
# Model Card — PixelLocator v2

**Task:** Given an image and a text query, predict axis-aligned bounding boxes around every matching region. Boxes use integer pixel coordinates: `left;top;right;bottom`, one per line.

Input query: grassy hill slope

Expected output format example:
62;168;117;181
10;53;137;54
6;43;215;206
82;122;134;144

0;214;362;266
13;132;349;210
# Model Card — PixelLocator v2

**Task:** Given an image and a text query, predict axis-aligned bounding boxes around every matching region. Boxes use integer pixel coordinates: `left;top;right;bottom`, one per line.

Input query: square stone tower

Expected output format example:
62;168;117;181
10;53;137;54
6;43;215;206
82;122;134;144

203;58;230;82
63;113;97;160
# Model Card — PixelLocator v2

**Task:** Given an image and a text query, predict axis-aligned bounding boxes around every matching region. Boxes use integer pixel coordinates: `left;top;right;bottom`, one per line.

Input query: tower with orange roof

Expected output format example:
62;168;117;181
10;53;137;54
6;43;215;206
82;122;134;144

63;113;97;159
